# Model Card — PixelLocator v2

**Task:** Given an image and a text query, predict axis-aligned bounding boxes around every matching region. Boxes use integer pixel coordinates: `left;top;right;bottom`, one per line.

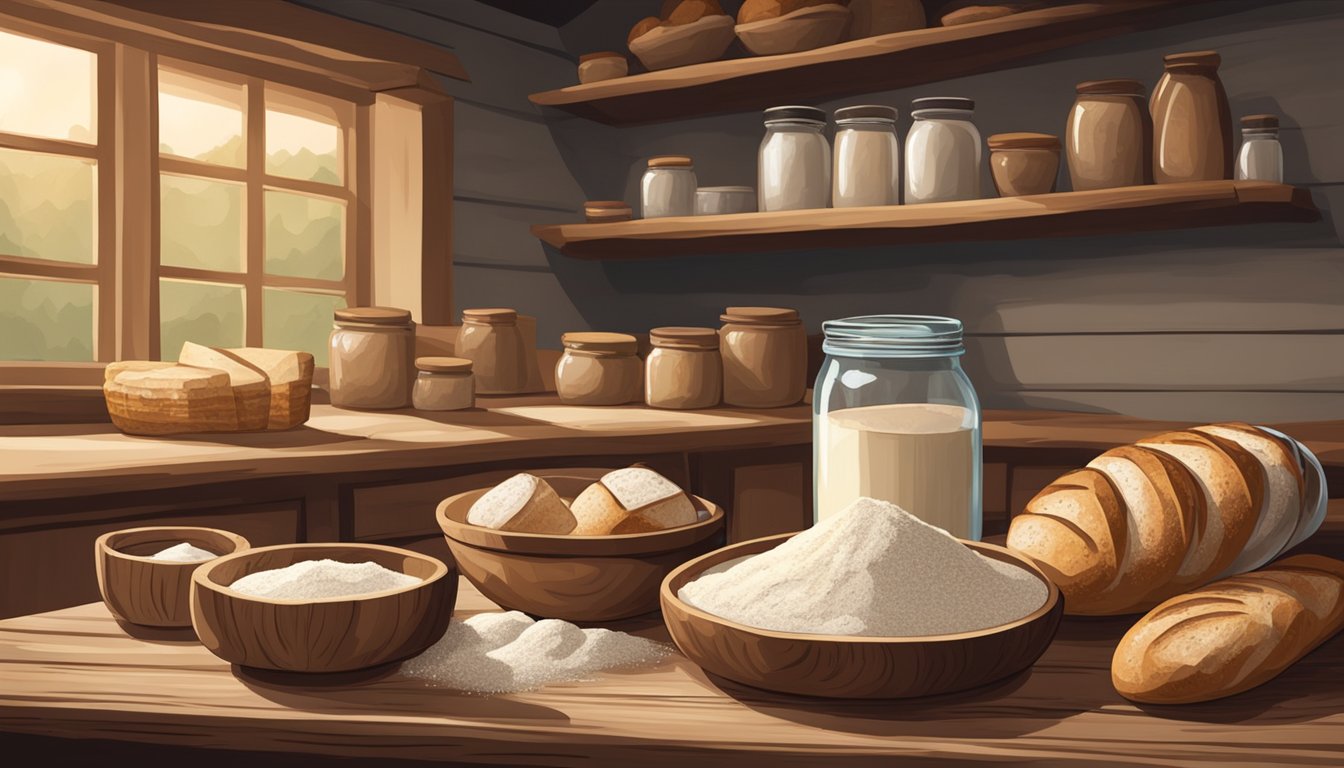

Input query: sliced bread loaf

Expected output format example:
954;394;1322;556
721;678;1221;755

177;342;271;431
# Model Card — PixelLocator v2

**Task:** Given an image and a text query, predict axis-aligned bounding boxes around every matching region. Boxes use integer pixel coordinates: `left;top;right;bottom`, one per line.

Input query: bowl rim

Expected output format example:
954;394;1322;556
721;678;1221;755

192;542;452;606
97;526;251;565
661;532;1062;644
735;2;852;33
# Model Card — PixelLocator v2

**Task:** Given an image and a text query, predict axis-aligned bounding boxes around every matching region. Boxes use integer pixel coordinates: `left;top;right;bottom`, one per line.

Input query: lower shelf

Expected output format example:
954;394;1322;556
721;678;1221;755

532;181;1320;260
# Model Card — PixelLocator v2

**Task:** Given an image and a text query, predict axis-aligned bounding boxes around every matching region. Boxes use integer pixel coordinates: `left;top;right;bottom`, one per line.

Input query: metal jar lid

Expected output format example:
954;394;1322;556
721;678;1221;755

835;105;898;123
1241;114;1279;129
763;105;826;124
911;96;974;112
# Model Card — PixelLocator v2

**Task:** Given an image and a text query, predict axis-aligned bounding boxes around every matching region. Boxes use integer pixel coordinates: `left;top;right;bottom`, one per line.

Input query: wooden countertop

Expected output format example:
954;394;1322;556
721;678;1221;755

0;397;1338;501
2;568;1342;767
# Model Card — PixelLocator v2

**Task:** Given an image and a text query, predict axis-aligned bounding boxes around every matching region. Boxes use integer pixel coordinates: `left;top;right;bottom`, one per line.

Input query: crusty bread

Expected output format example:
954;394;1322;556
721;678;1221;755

104;366;239;434
228;347;315;430
1112;555;1344;704
177;342;271;431
1195;423;1303;575
466;473;576;534
665;0;724;26
737;0;833;25
570;467;698;535
104;360;173;383
628;16;662;45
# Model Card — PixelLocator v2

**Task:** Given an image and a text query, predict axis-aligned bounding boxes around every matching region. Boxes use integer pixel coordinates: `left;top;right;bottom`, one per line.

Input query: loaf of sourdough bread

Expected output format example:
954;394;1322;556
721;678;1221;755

570;467;698;535
466;473;576;534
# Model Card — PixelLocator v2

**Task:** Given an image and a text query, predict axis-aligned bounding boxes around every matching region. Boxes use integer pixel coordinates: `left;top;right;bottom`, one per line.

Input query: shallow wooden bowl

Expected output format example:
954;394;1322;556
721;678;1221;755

629;14;736;70
736;3;851;56
96;526;250;628
662;533;1063;699
191;543;456;673
437;470;725;622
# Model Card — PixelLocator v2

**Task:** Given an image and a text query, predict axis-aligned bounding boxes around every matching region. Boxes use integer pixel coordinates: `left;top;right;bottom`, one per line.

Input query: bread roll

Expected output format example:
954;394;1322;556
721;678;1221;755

1194;423;1303;575
571;467;698;535
737;0;832;25
628;16;662;45
665;0;724;26
466;473;576;534
1112;555;1344;704
177;341;271;431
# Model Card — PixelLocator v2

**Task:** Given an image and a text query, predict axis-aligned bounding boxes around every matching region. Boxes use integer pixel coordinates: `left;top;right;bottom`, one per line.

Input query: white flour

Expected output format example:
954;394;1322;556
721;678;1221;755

402;611;668;693
228;559;420;599
149;542;218;562
679;497;1047;637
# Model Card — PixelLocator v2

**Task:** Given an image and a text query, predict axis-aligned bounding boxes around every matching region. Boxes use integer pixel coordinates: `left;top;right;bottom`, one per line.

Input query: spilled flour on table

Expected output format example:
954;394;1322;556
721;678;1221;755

402;611;669;693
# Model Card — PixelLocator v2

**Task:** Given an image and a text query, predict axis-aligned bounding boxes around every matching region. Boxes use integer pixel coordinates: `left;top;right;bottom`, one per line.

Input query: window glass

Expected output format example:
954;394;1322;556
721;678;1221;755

0;147;95;264
159;278;244;360
263;288;344;366
0;276;94;361
0;29;95;143
266;107;341;184
264;190;344;281
158;67;245;167
160;174;244;272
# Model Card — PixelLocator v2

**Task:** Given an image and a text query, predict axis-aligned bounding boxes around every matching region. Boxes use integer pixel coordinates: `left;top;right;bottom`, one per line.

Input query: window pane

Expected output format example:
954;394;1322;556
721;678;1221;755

266;108;341;184
159;279;243;361
263;288;344;367
0;147;96;265
160;174;244;272
265;190;344;281
158;67;245;167
0;276;94;361
0;29;95;143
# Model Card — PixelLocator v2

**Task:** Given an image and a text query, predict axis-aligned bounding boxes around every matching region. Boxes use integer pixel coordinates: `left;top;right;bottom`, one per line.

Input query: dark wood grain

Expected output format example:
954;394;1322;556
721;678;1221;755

191;543;456;673
438;471;725;621
532;182;1320;260
95;527;250;627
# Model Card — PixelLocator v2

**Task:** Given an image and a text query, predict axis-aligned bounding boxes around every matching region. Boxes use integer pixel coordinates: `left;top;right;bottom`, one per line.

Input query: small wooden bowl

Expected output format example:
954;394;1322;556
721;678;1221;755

437;470;725;622
736;3;852;56
96;526;250;628
629;14;736;71
662;533;1063;699
192;543;456;673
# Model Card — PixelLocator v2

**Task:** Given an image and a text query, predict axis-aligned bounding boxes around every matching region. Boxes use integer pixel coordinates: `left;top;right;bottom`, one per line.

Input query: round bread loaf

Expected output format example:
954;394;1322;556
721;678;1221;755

738;0;834;25
628;16;663;45
666;0;724;26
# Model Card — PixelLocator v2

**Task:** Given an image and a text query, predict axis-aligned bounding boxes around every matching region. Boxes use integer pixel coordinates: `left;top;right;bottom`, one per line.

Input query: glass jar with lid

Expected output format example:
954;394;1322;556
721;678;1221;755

329;306;416;410
813;315;982;539
456;308;527;395
555;332;642;405
904;97;981;204
1066;79;1151;190
720;306;807;408
1236;114;1283;182
412;356;474;411
641;156;697;218
645;327;722;410
758;106;831;211
833;104;900;207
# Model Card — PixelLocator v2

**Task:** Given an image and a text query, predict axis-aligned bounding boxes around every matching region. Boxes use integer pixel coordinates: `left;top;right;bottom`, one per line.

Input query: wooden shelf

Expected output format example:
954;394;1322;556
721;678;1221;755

530;0;1233;125
532;181;1320;260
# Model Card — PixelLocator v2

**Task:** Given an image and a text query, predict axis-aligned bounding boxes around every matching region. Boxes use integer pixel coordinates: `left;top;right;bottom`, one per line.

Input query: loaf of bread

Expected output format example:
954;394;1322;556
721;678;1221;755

467;473;576;534
104;366;240;434
571;467;699;535
738;0;834;25
177;342;271;431
1007;422;1311;615
665;0;724;26
227;347;315;430
628;16;663;45
1112;555;1344;704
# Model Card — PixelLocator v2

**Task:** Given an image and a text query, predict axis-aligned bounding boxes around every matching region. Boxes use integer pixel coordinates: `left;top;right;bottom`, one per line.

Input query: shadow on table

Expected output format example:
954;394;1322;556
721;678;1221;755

115;620;200;645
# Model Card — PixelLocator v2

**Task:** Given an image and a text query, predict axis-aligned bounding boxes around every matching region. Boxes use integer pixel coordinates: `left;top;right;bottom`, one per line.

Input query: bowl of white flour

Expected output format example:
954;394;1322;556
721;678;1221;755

96;526;251;628
660;497;1063;699
191;542;456;673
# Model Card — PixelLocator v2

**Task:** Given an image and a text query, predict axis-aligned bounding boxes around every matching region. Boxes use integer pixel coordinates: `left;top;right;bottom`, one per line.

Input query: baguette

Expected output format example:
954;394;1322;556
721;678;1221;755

1112;555;1344;704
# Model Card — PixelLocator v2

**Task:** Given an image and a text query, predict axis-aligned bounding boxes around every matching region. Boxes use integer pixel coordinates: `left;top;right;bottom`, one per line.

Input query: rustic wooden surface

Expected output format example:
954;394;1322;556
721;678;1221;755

1;570;1341;766
529;0;1234;124
531;182;1320;259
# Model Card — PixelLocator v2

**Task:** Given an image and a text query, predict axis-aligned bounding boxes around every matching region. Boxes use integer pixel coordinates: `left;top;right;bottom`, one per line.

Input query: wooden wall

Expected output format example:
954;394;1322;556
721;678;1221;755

305;0;1344;423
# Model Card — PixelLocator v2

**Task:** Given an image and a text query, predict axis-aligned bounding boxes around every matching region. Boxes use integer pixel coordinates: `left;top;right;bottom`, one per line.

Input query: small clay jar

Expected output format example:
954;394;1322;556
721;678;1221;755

719;307;807;408
645;327;722;410
987;133;1060;196
1067;79;1151;190
456;308;527;395
555;332;643;406
412;357;474;411
577;52;628;84
329;306;416;410
1150;50;1233;183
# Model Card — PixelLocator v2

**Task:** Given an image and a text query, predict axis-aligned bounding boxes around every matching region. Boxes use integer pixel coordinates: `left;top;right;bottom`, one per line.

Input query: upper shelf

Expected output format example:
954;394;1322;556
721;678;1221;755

530;0;1232;125
531;181;1320;260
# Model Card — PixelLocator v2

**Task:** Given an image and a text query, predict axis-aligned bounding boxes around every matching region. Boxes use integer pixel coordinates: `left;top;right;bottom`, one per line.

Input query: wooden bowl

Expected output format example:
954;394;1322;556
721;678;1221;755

191;543;456;673
661;534;1063;698
96;526;250;628
629;14;736;71
437;470;725;622
736;3;852;56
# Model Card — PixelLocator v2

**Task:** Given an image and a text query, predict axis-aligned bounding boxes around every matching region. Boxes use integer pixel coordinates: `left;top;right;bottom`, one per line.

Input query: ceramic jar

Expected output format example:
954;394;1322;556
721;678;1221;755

1066;79;1151;190
555;332;642;405
642;156;697;218
833;104;900;207
412;357;474;411
1236;114;1283;183
905;97;981;204
456;308;527;395
719;307;807;408
988;133;1060;196
1150;50;1233;183
328;306;415;410
759;106;831;212
645;327;722;410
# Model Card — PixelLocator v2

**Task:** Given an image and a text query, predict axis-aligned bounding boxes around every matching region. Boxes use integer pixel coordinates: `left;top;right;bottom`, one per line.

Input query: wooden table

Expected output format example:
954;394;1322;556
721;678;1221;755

2;574;1342;767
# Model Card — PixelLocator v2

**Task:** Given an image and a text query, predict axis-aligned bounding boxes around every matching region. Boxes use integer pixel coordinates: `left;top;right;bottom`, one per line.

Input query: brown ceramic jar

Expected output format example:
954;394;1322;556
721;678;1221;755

645;327;722;410
1150;50;1233;183
555;332;642;406
988;133;1060;196
719;307;807;408
328;306;415;410
1066;79;1152;190
456;308;527;395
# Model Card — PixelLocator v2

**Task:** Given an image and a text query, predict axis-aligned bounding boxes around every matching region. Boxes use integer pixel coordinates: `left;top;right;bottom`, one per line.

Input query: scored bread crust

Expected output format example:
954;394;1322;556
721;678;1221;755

1112;554;1344;704
1006;468;1127;612
570;467;698;535
466;473;576;534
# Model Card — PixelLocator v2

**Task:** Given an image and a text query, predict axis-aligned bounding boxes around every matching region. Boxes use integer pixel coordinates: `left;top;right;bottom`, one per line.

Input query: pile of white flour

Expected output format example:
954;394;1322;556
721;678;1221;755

679;497;1047;637
402;611;668;693
149;542;218;562
229;559;420;599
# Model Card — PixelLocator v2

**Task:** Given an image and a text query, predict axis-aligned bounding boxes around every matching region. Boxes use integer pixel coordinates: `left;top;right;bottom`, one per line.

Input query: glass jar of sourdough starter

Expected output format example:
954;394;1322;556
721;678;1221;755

1236;114;1283;182
814;315;982;539
833;104;900;207
641;156;697;218
905;97;981;204
758;106;831;211
329;306;415;409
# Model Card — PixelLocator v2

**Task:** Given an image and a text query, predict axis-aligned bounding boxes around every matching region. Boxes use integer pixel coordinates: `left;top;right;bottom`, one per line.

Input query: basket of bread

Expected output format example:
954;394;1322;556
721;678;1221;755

735;0;852;56
436;466;725;621
627;1;736;71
